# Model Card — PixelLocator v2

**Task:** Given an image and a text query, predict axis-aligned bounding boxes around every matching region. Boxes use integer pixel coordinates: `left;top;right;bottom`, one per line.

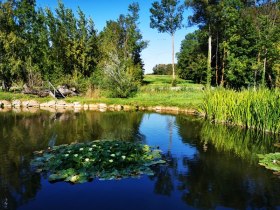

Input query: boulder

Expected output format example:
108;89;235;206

73;102;82;108
89;104;99;110
22;100;39;108
0;100;12;108
12;100;21;108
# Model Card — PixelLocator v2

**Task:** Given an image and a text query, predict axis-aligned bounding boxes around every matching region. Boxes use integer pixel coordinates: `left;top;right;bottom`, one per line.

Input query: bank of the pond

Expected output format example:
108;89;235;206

0;98;199;115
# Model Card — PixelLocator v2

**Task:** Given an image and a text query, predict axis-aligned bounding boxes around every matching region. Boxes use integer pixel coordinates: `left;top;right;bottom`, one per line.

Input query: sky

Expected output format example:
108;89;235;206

36;0;197;74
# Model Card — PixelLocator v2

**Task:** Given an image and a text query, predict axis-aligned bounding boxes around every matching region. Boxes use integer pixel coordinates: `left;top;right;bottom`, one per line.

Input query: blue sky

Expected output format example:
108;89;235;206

36;0;197;74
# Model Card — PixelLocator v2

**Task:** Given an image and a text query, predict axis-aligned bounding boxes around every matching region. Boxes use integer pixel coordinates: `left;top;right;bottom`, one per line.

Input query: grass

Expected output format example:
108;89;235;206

0;75;204;109
201;88;280;134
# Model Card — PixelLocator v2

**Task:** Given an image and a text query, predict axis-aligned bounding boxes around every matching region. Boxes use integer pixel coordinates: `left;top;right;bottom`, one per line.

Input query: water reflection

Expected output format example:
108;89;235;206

200;122;279;161
0;111;280;210
0;111;144;210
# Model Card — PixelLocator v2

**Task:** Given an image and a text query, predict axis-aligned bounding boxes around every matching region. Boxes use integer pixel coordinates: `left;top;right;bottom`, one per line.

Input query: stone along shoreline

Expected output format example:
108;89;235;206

0;99;198;115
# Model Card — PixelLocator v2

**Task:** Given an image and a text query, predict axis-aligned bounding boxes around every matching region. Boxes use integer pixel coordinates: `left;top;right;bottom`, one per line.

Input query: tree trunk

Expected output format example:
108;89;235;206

215;32;219;86
262;48;267;88
172;33;175;80
207;25;212;88
221;46;226;87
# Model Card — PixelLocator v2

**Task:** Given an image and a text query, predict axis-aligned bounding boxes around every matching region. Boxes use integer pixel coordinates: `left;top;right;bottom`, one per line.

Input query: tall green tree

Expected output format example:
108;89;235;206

96;3;147;97
150;0;184;82
0;1;25;91
185;0;220;88
177;30;207;83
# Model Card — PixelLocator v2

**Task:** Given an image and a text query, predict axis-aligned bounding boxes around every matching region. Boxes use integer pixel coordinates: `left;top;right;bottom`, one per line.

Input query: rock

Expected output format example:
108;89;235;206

22;100;39;108
0;100;12;108
83;104;89;110
115;105;123;111
0;108;11;112
55;100;67;107
98;103;107;109
123;105;131;111
12;100;21;108
57;85;78;96
40;100;56;107
108;105;115;111
73;102;82;108
89;104;98;110
155;106;162;111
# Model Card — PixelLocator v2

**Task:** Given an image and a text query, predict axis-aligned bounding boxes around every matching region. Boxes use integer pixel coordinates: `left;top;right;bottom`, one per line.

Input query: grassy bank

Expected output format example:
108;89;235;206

0;75;204;109
202;88;280;133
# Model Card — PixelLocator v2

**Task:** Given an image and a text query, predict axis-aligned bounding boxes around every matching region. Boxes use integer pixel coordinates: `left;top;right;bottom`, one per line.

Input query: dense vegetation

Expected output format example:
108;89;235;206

201;88;280;134
31;140;165;183
0;0;146;97
152;64;177;75
177;0;280;89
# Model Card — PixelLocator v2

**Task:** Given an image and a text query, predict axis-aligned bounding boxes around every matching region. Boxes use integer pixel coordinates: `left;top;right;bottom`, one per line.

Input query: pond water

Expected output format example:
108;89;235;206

0;110;280;210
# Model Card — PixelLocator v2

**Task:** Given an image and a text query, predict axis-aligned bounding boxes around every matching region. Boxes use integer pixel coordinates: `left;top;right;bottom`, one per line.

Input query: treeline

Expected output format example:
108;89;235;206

152;64;177;75
0;0;146;97
177;0;279;89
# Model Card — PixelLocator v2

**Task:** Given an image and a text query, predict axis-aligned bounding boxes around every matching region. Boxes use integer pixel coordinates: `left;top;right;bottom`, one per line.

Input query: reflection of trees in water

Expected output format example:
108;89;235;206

178;147;280;209
200;122;279;161
0;110;145;209
152;116;280;209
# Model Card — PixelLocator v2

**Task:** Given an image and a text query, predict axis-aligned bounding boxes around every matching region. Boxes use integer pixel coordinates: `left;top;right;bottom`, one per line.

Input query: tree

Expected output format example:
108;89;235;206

150;0;184;82
96;3;147;97
186;0;220;88
177;30;207;83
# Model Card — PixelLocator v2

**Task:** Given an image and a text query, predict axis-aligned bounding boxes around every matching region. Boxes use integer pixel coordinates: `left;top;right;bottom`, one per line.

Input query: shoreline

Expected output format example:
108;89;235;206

0;99;199;115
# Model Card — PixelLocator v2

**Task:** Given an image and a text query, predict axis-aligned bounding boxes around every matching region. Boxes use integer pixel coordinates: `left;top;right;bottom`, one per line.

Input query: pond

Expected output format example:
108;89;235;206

0;110;280;210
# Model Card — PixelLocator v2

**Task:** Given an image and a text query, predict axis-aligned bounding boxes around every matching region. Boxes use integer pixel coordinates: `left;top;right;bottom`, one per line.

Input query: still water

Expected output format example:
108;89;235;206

0;110;280;210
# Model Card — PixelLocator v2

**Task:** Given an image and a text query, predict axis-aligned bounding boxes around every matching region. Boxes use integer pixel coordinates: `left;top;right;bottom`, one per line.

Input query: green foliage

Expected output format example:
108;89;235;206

183;0;280;88
177;30;207;83
258;153;280;175
150;0;185;80
31;140;165;183
150;0;184;35
201;88;280;133
95;3;147;98
152;64;175;75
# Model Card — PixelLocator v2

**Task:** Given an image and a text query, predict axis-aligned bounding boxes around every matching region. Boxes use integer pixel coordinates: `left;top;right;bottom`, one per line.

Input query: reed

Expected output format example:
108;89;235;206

201;88;280;134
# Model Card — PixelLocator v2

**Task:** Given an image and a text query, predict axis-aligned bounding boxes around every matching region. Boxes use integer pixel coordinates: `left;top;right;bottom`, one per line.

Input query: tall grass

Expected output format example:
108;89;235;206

202;88;280;133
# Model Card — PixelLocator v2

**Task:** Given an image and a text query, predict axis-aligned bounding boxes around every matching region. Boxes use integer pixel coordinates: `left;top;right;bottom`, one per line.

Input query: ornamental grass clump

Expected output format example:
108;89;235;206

31;140;165;184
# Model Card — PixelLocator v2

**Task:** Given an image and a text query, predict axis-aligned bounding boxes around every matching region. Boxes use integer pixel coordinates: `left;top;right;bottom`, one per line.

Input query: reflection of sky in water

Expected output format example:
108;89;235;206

0;111;280;210
140;113;198;174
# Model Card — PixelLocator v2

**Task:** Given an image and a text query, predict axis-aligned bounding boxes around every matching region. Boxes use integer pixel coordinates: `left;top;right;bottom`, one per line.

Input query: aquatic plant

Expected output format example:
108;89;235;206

31;140;166;184
201;88;280;134
258;153;280;175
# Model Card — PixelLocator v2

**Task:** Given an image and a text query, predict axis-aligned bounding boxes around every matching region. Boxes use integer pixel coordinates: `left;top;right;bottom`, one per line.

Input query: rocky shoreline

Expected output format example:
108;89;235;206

0;99;199;115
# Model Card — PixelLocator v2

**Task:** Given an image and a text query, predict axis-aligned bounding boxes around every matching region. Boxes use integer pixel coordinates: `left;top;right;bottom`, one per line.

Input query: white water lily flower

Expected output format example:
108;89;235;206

109;159;113;163
65;154;69;157
110;154;116;157
79;148;84;151
92;144;97;147
89;148;93;151
74;154;78;157
121;155;126;160
85;158;90;162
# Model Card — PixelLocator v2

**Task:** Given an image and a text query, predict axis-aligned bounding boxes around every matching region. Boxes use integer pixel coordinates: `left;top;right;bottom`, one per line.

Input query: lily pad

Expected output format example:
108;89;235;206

31;140;166;184
258;153;280;175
